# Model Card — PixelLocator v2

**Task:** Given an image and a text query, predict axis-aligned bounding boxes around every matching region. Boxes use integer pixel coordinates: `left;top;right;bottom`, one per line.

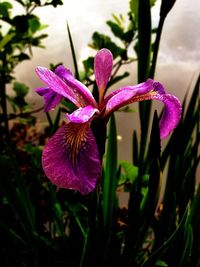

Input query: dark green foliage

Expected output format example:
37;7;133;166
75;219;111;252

152;76;200;266
0;0;63;142
90;32;126;59
106;14;135;44
7;82;30;112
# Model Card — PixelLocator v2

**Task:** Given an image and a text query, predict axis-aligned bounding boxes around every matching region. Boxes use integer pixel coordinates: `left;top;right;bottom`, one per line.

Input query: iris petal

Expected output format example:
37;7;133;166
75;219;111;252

35;66;96;108
55;65;97;107
42;123;101;194
35;66;71;111
150;82;182;138
54;65;73;78
35;67;81;107
104;79;154;115
66;105;99;123
35;87;63;112
150;93;182;139
104;79;181;139
94;48;113;102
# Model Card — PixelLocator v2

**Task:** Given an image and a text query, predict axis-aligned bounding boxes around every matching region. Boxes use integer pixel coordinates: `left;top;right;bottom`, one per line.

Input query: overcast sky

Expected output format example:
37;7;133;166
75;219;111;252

13;0;200;160
15;0;200;91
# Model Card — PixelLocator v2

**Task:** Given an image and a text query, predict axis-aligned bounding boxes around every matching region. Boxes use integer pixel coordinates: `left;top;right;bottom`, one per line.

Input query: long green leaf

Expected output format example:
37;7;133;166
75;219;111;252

128;112;161;261
141;207;189;267
137;0;151;82
66;22;79;79
190;184;200;229
132;129;138;165
177;224;193;267
137;0;152;166
103;114;118;230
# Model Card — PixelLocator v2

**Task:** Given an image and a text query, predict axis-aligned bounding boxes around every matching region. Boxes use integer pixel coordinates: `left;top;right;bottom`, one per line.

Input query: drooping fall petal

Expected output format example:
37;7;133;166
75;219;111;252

35;87;63;112
151;82;182;138
104;79;182;139
94;48;113;102
66;105;99;123
35;66;96;108
154;93;181;138
42;123;101;194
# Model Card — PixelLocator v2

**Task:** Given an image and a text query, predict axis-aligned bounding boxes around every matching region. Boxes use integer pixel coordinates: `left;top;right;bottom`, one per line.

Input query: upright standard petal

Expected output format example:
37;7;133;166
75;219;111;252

66;105;99;124
35;87;63;112
42;123;101;194
94;48;113;103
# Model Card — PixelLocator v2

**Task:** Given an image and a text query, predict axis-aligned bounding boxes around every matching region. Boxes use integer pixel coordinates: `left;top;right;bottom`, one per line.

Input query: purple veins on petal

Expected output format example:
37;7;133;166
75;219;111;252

94;48;113;102
42;123;101;195
35;87;63;112
66;105;99;124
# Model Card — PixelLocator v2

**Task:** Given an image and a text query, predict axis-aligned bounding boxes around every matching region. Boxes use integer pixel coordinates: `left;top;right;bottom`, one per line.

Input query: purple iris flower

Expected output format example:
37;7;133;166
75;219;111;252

35;48;182;195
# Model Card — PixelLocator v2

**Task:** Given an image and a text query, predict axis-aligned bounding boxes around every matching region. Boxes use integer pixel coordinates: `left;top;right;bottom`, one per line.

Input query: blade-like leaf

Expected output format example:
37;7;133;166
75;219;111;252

177;224;193;267
141;208;189;267
137;0;152;165
103;114;118;230
66;22;79;80
132;129;138;165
